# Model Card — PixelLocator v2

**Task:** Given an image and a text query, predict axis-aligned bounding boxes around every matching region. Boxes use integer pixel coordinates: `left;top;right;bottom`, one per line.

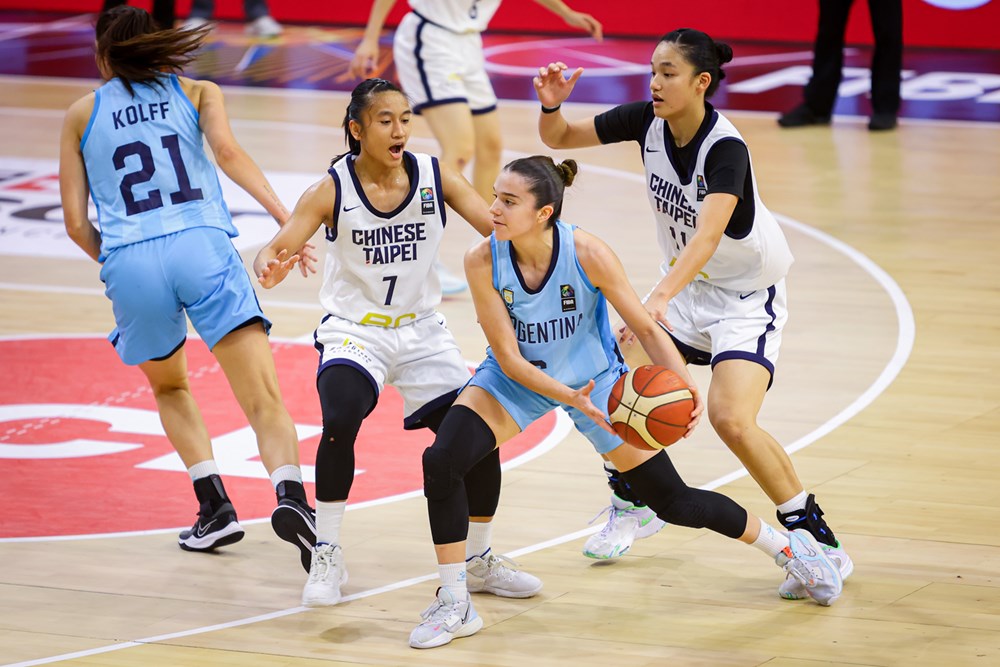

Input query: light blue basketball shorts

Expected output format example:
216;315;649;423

465;354;626;455
100;226;270;365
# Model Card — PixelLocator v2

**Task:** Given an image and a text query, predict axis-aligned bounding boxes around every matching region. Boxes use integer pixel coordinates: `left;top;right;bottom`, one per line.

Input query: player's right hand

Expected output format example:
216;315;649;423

349;40;379;79
568;379;617;435
258;249;299;289
533;62;584;110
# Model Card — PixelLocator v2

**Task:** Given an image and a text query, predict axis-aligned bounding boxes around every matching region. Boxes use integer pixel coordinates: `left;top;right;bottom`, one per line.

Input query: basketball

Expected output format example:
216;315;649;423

607;365;694;450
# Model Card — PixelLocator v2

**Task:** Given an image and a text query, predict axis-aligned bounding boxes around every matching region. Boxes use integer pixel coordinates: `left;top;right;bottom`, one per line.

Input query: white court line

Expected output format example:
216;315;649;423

0;89;916;664
0;205;915;666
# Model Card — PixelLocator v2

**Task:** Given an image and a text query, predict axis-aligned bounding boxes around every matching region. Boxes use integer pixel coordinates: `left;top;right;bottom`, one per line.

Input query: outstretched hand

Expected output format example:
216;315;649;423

258;249;300;289
533;62;584;110
562;11;603;42
349;40;379;79
567;379;617;435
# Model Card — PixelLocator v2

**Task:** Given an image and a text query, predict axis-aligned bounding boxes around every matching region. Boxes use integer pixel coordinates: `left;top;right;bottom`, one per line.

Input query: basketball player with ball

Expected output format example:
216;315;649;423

536;27;853;600
408;155;842;649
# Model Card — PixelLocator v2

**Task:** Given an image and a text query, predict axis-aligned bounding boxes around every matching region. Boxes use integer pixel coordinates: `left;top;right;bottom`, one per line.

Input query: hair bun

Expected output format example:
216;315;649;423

556;159;578;187
715;42;734;66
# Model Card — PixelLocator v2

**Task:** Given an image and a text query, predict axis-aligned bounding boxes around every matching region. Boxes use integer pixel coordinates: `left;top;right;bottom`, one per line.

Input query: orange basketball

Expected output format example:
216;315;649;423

607;365;694;450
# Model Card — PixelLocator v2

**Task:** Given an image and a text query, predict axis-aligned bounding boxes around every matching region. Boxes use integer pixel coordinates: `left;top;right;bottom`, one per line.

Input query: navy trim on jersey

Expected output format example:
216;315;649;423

345;152;419;220
665;105;719;186
414;97;468;114
327;166;342;242
80;88;101;150
471;104;497;116
511;221;561;295
639;105;655;160
317;358;381;406
431;156;446;228
404;388;460;430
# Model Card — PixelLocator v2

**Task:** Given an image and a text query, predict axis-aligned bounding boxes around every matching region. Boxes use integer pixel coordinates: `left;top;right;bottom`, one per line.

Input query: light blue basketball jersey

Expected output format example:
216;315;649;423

81;74;235;257
488;219;623;387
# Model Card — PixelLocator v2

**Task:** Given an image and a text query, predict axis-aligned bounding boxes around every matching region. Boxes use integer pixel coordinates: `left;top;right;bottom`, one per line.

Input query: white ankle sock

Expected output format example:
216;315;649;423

776;491;808;517
316;500;346;545
269;464;302;489
751;519;791;558
438;562;468;600
187;460;219;481
466;521;493;560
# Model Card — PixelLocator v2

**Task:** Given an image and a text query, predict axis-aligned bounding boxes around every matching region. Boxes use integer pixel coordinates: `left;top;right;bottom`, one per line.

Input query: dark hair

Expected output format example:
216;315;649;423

502;156;578;225
338;78;408;160
658;28;734;99
95;6;210;97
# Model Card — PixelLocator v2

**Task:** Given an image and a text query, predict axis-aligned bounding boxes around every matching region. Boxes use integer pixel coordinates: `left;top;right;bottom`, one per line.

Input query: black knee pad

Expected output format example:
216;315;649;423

422;445;459;501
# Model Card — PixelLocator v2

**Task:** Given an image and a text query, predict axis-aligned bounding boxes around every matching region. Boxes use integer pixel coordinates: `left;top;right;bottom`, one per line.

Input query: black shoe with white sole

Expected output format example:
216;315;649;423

271;480;317;572
178;500;245;552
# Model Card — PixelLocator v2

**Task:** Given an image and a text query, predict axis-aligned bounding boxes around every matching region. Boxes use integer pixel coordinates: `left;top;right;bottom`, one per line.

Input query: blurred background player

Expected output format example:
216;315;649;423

182;0;283;38
59;6;315;566
349;0;603;294
533;28;854;599
254;78;542;607
409;155;842;649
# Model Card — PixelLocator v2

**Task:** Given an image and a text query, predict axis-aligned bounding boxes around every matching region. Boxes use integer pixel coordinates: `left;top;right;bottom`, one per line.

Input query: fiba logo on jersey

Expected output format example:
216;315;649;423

696;174;707;201
560;284;576;312
420;186;436;215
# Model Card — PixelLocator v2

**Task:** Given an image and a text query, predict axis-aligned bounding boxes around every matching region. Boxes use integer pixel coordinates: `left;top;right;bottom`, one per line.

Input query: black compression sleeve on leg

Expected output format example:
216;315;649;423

622;451;748;540
465;448;501;518
423;405;498;545
315;365;376;502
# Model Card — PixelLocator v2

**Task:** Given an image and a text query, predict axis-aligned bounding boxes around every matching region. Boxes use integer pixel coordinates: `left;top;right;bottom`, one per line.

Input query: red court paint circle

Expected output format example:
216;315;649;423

0;336;556;538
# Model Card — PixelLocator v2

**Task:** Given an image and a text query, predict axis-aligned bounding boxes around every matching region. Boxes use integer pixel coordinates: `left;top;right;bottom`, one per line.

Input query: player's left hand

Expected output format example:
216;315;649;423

295;242;319;277
568;379;617;435
258;249;299;289
682;382;704;437
644;293;673;333
562;11;603;42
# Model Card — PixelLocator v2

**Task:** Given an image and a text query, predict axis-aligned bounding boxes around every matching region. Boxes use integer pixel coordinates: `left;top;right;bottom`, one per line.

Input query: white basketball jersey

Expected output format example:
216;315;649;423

408;0;501;33
643;111;793;290
320;151;446;327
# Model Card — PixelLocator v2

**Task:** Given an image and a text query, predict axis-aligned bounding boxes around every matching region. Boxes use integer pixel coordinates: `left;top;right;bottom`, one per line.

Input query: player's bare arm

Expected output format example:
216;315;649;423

254;176;333;287
574;229;702;427
466;239;613;432
534;63;602;148
646;192;738;316
350;0;397;79
532;0;603;41
440;163;493;237
58;96;102;263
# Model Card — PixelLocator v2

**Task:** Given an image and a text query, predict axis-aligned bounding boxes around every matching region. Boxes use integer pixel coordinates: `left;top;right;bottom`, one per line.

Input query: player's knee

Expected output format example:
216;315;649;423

708;409;754;449
423;445;460;501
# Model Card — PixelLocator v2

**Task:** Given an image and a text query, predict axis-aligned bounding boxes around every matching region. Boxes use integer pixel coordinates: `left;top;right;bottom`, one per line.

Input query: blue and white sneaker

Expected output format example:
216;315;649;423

583;494;666;560
409;587;483;649
775;529;844;606
779;539;853;600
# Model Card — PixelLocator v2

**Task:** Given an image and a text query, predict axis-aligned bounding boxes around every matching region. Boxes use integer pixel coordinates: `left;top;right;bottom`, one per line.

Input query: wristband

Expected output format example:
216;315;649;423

541;103;562;114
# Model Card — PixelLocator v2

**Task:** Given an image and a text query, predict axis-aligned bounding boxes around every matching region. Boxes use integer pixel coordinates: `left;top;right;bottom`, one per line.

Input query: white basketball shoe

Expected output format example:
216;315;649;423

301;543;349;607
466;552;542;598
583;494;666;559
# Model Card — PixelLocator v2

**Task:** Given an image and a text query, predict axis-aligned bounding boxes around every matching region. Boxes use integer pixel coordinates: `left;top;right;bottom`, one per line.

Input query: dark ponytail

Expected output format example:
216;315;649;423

503;156;578;225
95;6;210;97
658;28;734;99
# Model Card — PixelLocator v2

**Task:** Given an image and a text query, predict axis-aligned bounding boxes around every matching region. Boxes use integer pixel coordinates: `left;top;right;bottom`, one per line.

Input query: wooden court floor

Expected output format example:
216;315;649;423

1;77;999;666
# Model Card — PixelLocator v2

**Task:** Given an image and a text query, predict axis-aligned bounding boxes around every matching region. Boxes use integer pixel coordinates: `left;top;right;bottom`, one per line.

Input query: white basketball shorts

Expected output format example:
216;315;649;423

393;12;498;114
313;311;472;428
